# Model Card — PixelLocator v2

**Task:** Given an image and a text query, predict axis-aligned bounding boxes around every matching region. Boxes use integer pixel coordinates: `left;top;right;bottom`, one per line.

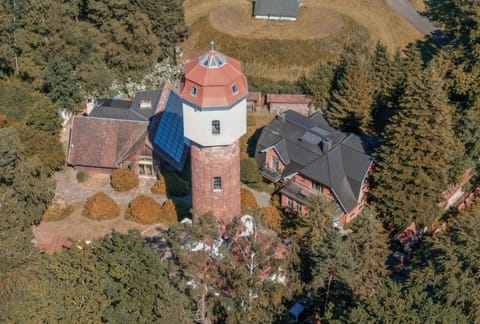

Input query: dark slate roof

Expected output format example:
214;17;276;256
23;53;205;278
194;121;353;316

150;86;190;171
254;0;299;18
67;116;148;169
255;110;373;213
130;89;163;121
89;89;162;122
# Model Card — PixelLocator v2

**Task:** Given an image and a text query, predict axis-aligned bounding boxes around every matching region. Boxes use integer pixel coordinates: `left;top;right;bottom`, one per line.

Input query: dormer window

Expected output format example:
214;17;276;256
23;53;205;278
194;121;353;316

212;120;220;134
191;86;198;97
232;83;239;95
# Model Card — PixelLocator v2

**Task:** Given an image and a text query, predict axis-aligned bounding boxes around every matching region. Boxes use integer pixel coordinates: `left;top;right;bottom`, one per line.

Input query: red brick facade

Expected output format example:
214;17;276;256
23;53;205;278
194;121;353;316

190;140;241;228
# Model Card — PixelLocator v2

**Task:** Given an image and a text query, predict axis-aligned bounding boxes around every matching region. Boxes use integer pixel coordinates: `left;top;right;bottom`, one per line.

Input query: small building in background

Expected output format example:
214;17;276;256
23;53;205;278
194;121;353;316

253;0;301;21
267;94;313;115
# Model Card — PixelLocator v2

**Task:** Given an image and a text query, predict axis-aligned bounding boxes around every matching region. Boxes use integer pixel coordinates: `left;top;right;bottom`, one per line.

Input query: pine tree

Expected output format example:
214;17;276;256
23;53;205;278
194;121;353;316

299;62;334;109
348;207;389;297
373;61;458;231
327;51;374;134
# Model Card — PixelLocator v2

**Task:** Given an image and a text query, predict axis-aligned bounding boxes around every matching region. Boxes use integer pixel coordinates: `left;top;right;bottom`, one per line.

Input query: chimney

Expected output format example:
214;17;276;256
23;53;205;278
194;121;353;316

321;137;332;152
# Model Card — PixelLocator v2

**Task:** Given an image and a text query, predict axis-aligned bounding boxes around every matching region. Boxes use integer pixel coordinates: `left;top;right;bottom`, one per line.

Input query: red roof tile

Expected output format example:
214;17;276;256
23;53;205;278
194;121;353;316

68;116;148;169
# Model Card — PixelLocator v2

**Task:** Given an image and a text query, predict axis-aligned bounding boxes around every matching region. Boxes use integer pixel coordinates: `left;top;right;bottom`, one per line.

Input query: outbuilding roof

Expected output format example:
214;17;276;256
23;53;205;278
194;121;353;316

254;0;300;19
255;110;373;213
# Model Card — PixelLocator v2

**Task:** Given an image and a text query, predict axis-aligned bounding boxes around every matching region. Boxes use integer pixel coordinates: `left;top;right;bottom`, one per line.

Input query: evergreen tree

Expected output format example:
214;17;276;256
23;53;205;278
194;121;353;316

299;62;334;109
327;50;374;134
25;231;193;323
373;61;458;231
407;200;480;322
349;207;389;297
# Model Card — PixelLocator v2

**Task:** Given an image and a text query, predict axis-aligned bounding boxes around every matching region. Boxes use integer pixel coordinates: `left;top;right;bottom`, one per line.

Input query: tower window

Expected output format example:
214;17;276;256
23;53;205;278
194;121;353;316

232;83;239;95
212;120;221;134
191;86;198;97
213;176;222;191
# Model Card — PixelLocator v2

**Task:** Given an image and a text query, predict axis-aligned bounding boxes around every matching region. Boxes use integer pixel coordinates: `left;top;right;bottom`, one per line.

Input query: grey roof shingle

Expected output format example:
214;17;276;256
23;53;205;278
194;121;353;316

254;0;299;19
255;110;373;213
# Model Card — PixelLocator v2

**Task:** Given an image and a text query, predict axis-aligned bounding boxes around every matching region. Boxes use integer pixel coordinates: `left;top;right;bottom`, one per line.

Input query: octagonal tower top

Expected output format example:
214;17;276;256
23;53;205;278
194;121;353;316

181;42;248;108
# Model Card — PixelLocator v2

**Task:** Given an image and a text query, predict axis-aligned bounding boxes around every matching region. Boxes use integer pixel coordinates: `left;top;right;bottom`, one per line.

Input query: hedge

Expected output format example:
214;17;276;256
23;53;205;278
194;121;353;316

82;192;120;220
151;172;190;196
160;199;179;224
262;206;283;232
42;204;75;222
125;195;161;224
241;188;258;213
111;168;139;192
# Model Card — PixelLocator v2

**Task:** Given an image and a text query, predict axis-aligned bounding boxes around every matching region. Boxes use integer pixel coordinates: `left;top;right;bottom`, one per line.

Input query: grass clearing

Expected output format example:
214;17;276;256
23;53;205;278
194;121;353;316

182;0;425;80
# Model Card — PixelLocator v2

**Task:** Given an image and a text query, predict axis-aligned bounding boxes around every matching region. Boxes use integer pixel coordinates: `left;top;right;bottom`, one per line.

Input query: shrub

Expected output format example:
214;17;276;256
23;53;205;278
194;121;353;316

76;171;89;183
240;158;262;184
241;188;258;213
42;204;75;222
126;195;161;224
151;172;190;196
151;174;167;194
262;206;283;232
160;199;179;224
82;192;120;220
111;168;139;192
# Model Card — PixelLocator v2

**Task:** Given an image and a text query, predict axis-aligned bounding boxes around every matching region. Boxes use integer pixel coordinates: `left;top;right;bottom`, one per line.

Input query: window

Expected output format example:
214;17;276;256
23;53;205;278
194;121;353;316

296;203;303;213
191;86;198;97
232;83;239;95
287;198;293;208
212;120;221;134
271;156;279;171
138;162;154;177
213;176;222;191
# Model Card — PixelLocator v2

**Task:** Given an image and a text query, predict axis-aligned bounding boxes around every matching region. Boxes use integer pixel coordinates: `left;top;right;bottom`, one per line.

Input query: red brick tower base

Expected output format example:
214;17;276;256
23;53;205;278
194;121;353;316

190;140;241;229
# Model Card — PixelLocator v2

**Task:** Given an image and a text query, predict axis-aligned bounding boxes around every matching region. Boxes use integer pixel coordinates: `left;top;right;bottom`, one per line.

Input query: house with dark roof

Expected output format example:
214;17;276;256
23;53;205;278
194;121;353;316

253;0;301;21
68;81;190;176
255;110;373;224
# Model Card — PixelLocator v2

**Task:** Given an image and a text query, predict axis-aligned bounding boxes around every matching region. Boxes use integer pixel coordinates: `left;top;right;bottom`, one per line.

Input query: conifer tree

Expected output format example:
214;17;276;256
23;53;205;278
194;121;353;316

327;51;373;134
372;61;458;231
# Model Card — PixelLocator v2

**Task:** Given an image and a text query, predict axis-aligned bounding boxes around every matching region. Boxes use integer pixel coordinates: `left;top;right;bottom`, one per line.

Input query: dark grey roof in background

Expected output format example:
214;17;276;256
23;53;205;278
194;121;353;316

131;89;163;121
255;110;373;213
254;0;299;18
89;89;162;122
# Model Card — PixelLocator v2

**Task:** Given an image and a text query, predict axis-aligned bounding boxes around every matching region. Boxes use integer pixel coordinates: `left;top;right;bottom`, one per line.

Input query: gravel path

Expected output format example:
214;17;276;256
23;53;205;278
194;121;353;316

243;185;272;208
385;0;437;35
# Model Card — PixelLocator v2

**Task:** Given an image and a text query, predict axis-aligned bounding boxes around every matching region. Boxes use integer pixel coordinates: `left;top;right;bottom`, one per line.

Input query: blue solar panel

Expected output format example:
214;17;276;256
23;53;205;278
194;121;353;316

153;91;190;167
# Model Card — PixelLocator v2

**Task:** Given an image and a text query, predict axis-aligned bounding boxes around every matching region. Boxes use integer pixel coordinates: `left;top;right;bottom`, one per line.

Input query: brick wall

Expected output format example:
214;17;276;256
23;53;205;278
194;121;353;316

190;140;241;230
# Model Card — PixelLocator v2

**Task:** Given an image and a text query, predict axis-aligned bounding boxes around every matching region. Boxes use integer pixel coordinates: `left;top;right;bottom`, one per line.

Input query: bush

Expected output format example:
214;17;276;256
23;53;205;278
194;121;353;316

151;174;167;194
262;206;283;232
240;158;262;184
42;204;75;222
241;188;258;213
111;168;139;192
160;199;179;224
152;172;190;196
126;195;161;224
82;192;120;220
76;171;89;183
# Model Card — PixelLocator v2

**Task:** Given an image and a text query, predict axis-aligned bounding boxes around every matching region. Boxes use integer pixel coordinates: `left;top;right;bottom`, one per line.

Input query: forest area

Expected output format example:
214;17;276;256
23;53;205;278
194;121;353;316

1;0;480;322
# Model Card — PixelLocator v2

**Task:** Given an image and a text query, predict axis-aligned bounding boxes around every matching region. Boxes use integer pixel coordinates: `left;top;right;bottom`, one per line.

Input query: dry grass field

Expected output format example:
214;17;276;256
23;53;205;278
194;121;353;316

182;0;425;80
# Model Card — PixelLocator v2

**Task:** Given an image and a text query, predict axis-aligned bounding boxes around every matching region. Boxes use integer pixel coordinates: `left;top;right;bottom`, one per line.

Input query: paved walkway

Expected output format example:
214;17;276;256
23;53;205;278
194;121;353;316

33;167;168;254
243;185;272;208
385;0;437;35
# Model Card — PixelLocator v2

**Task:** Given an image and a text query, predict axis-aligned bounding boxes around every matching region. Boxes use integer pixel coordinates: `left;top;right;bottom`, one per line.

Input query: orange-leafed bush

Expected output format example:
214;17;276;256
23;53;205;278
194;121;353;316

42;204;75;222
241;188;258;213
151;174;167;194
160;199;179;224
262;206;282;232
126;195;161;224
111;168;139;192
82;192;120;220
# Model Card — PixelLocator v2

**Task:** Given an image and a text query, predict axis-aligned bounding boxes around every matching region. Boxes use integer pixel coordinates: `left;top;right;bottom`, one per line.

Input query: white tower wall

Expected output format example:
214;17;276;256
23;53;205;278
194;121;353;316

183;99;247;147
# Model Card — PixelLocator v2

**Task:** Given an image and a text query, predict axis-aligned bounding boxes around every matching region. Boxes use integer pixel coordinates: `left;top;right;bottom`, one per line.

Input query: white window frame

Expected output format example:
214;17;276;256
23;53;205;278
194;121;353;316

213;176;222;191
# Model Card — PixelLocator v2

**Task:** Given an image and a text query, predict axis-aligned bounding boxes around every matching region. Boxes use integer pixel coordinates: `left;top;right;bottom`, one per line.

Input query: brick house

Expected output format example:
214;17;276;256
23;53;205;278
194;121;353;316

68;82;190;176
267;94;313;116
255;110;373;224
